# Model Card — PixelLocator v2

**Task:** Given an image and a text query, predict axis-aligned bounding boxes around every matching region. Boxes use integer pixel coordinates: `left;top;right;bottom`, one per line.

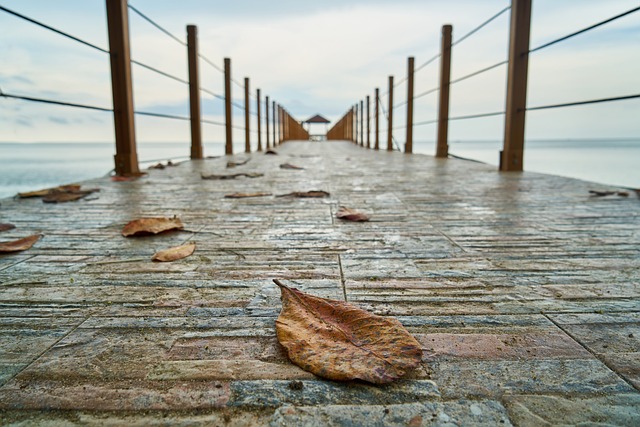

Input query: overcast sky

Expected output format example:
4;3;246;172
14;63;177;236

0;0;638;144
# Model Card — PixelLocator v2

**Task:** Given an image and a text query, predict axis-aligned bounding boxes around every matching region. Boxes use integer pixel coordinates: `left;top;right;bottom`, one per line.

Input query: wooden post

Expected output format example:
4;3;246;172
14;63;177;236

359;100;364;147
405;56;414;154
272;100;276;146
256;88;262;151
501;0;532;171
387;76;394;151
366;95;370;148
354;104;358;144
436;25;453;158
186;25;203;159
224;57;232;155
106;0;139;176
375;88;380;150
265;96;270;149
244;77;250;153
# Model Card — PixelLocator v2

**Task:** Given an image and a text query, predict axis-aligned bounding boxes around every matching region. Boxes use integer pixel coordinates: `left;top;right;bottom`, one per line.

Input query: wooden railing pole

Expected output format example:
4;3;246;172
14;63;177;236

186;25;203;159
375;88;380;150
271;100;276;146
354;104;358;145
359;100;364;147
256;88;262;151
436;25;453;158
265;96;270;149
244;77;250;153
106;0;139;176
501;0;532;171
387;76;394;151
405;56;414;154
366;95;371;148
224;57;233;155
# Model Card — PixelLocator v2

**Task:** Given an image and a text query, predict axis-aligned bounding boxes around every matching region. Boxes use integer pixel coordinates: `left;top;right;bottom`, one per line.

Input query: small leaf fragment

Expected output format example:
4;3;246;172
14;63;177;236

227;159;250;168
280;163;304;170
0;223;16;232
273;279;422;384
122;217;184;237
336;206;370;222
276;191;330;198
42;188;99;203
0;234;41;253
201;172;264;180
224;192;272;199
18;184;81;198
152;241;196;262
265;150;278;155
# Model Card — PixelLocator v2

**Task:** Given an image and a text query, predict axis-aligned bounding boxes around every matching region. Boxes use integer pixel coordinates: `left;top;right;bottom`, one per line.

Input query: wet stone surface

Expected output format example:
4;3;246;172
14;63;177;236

0;140;639;424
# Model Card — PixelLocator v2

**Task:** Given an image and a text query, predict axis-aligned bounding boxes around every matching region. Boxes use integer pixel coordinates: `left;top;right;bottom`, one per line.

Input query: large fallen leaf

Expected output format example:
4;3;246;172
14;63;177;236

18;184;81;198
0;234;41;253
0;223;16;232
273;279;422;384
224;192;272;199
201;172;263;180
152;241;196;262
276;191;330;198
122;217;184;237
336;206;370;222
42;188;99;203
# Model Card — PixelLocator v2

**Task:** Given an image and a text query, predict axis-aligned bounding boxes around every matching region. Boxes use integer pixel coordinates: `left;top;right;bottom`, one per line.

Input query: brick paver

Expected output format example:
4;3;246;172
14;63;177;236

1;140;638;425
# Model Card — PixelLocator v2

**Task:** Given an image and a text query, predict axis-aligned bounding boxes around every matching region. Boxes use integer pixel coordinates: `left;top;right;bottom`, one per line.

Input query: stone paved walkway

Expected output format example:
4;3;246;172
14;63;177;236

0;140;639;426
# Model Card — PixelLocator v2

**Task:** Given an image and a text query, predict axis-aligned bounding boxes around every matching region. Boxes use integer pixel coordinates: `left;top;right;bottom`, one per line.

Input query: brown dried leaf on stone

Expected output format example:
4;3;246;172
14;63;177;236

0;234;41;253
276;191;330;198
18;184;81;198
42;188;99;203
201;172;264;180
265;150;278;155
227;159;250;168
122;217;184;237
0;223;16;232
152;241;196;262
224;192;272;199
273;279;422;384
336;206;370;222
280;163;304;170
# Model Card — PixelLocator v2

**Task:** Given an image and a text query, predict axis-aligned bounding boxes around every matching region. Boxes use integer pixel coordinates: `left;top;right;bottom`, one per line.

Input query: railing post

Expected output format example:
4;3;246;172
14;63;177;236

265;96;270;149
375;88;380;150
186;25;203;159
405;56;415;154
106;0;140;176
501;0;532;171
272;100;276;146
224;57;233;155
366;95;370;148
354;104;358;145
360;100;364;147
256;88;262;151
436;25;453;158
244;77;250;153
387;76;394;151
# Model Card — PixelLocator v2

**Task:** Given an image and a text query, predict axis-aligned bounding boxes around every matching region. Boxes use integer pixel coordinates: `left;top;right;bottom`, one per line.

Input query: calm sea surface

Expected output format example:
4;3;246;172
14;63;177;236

0;139;638;199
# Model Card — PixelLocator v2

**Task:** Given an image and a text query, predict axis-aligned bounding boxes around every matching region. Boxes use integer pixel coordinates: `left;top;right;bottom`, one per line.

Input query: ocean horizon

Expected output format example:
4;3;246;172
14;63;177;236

0;138;638;199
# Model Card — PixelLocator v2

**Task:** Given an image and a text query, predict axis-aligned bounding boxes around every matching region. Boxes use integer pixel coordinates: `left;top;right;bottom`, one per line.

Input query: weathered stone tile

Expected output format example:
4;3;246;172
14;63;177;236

271;400;512;427
148;360;314;381
503;393;640;427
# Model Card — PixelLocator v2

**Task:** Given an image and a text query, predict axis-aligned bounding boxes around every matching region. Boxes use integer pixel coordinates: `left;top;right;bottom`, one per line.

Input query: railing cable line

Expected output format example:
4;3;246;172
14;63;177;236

198;53;225;74
377;97;402;151
526;94;640;112
128;3;186;47
529;5;640;54
452;5;511;47
130;59;189;85
414;53;441;74
0;4;108;54
449;59;508;86
0;91;112;113
200;87;225;101
413;86;440;101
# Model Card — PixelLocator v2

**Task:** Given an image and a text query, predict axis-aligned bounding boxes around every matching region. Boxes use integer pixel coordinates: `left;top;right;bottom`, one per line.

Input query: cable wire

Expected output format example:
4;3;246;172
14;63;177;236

453;5;511;47
526;94;640;111
198;53;225;73
128;4;186;47
449;60;508;86
377;97;402;151
130;59;189;85
0;90;112;112
0;4;108;54
413;86;440;101
414;53;441;73
530;5;640;53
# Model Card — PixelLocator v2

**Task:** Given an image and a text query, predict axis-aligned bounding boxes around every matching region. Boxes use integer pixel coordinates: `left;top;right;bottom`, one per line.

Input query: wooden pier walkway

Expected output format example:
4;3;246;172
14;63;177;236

1;140;639;425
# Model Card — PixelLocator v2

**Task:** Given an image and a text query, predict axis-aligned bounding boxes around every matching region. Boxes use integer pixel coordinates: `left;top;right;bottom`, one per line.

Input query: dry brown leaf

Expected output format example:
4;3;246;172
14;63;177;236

0;223;16;232
122;217;184;237
201;172;264;180
0;234;41;253
152;241;196;262
42;188;99;203
276;191;330;198
280;163;304;170
265;150;278;155
273;279;422;384
224;192;272;199
18;184;81;198
336;206;370;222
227;159;250;168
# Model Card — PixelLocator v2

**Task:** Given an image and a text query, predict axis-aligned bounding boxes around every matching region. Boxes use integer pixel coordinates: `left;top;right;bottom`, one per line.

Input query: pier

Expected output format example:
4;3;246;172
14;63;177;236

1;140;639;425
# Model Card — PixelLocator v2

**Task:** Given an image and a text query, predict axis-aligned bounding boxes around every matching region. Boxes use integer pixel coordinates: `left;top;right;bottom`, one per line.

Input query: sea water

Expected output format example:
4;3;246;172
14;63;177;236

0;139;638;199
